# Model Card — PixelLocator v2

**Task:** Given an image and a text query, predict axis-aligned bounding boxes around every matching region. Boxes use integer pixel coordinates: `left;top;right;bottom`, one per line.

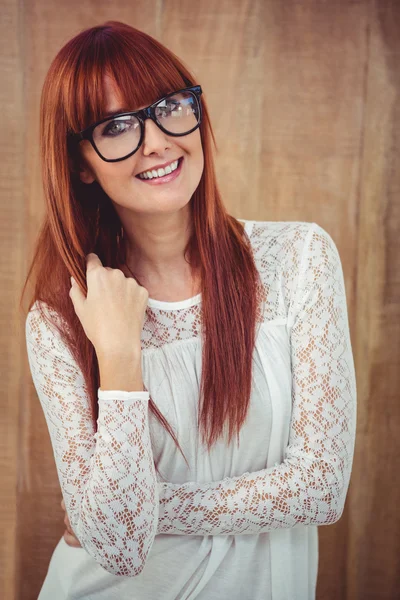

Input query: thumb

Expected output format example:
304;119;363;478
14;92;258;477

69;275;86;315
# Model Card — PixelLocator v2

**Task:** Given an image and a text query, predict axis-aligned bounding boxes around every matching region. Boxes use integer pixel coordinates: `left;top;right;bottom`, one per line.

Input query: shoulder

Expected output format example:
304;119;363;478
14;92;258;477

239;219;338;265
238;219;340;318
25;300;71;356
239;219;314;271
26;300;61;336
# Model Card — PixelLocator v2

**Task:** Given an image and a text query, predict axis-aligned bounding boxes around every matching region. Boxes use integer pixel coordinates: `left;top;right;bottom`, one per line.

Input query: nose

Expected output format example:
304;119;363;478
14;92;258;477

141;118;171;155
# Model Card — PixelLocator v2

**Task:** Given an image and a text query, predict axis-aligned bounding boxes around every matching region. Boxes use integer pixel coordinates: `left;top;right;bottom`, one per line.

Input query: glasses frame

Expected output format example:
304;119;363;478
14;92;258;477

68;85;203;163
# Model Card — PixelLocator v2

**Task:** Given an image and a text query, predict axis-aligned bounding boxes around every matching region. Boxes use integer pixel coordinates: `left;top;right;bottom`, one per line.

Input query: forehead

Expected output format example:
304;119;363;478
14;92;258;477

103;74;130;112
103;74;162;114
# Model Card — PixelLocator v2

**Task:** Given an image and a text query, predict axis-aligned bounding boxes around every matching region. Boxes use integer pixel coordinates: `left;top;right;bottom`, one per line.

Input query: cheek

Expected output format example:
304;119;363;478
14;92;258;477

194;144;204;173
183;129;202;155
189;149;204;188
187;133;204;167
98;164;134;186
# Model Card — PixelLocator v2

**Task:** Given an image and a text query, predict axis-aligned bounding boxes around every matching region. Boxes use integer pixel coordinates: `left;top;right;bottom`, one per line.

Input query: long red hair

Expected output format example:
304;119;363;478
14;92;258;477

20;21;266;478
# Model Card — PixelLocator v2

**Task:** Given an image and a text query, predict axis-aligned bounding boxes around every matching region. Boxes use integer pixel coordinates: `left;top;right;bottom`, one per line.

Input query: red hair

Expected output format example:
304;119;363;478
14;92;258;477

20;21;266;478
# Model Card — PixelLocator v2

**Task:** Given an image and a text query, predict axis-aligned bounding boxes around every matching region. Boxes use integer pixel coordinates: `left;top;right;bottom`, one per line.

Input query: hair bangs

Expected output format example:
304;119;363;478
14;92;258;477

63;23;192;136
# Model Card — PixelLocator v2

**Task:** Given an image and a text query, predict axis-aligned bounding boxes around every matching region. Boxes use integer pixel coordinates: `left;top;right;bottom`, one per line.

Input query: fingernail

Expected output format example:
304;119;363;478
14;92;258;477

70;276;76;285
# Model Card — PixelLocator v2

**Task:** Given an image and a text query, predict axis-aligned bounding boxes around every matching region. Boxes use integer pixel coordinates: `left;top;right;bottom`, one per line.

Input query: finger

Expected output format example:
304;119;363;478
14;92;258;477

86;253;103;275
69;275;86;313
64;520;74;535
63;530;82;548
64;513;72;530
61;498;65;510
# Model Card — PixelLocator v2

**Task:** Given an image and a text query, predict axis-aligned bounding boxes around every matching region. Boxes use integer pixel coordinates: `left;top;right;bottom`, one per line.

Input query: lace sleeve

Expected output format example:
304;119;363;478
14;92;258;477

25;304;159;576
155;223;357;535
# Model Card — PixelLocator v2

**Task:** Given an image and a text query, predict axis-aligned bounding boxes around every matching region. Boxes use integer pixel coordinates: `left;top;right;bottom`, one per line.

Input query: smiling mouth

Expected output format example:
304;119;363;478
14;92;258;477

135;157;183;180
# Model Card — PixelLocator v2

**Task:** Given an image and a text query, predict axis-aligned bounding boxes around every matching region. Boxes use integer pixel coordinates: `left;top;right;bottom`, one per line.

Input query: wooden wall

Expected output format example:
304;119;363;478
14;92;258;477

2;1;399;598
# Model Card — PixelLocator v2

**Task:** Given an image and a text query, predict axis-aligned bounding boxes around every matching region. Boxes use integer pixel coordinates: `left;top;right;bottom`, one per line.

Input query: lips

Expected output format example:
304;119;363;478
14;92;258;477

135;156;184;185
136;157;183;178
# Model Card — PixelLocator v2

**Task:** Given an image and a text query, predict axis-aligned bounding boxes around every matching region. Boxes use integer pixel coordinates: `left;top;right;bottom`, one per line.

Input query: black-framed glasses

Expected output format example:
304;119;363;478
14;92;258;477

68;85;203;163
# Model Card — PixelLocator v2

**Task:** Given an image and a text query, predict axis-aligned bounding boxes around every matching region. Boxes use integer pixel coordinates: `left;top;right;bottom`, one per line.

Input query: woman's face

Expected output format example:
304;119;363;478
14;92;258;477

77;75;204;215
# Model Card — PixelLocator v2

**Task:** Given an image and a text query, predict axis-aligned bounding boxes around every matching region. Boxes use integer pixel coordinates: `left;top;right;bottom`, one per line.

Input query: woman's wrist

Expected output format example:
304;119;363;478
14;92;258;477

97;350;144;392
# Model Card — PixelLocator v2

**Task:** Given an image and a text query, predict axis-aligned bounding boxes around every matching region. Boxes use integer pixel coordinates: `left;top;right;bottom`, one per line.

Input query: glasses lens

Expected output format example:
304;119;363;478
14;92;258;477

93;114;141;160
154;91;200;134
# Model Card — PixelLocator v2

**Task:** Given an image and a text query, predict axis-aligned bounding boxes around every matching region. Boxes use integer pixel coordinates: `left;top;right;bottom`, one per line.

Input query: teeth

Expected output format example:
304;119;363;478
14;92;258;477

138;159;179;180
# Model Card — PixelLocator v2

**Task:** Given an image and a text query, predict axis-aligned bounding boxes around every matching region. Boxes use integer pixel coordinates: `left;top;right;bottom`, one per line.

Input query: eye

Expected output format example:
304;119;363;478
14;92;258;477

103;120;129;136
100;116;139;137
156;100;181;118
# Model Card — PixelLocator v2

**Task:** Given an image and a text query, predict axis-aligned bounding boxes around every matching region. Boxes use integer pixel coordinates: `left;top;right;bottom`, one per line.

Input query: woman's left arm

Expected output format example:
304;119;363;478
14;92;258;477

155;223;357;536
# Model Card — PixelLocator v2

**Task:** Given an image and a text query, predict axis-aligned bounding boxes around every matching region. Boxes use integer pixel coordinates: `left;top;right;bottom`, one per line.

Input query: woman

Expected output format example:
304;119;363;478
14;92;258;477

23;20;357;600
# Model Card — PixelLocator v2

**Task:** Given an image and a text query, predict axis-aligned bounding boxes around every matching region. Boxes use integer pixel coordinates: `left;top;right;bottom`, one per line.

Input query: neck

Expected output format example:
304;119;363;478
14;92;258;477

116;204;194;281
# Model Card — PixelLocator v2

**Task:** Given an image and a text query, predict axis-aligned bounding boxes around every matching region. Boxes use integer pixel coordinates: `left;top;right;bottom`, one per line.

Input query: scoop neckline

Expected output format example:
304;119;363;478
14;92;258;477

146;219;253;310
147;292;202;310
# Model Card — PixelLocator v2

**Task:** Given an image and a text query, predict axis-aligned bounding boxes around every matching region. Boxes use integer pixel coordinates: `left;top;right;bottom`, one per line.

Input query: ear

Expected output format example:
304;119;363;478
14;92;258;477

79;165;96;185
68;154;96;184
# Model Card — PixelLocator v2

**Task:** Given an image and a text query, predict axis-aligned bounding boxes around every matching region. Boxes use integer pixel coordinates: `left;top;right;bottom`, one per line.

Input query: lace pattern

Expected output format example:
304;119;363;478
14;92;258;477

155;223;357;535
25;306;159;576
25;220;357;573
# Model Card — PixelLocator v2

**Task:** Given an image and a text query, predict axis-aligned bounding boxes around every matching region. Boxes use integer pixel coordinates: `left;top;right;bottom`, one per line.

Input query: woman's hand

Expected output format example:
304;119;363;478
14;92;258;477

61;498;82;548
69;253;149;357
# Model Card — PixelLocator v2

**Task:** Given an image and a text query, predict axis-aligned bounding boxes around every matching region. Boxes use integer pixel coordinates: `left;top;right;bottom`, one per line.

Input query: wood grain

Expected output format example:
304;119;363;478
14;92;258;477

2;1;398;598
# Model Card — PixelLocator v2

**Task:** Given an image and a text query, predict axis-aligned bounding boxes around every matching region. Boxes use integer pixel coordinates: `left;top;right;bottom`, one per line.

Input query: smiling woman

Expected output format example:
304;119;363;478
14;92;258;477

73;75;205;214
22;19;356;600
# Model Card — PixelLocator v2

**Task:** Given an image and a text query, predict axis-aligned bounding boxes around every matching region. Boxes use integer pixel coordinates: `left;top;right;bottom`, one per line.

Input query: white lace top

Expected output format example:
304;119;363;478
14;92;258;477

26;220;357;600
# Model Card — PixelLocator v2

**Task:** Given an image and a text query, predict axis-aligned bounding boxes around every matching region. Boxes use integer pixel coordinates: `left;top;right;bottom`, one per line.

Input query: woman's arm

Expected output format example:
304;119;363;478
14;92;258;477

25;304;158;576
155;223;357;535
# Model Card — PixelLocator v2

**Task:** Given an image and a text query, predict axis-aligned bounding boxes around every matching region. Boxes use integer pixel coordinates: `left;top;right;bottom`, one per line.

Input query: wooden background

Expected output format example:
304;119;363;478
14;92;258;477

2;0;399;598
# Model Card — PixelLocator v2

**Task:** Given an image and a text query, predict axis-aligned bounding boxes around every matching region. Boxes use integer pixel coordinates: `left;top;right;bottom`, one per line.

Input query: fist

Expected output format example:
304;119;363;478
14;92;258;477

69;254;148;356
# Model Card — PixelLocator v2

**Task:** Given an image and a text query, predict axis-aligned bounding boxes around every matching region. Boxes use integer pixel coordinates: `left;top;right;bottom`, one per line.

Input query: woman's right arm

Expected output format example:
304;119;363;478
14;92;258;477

25;303;159;577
